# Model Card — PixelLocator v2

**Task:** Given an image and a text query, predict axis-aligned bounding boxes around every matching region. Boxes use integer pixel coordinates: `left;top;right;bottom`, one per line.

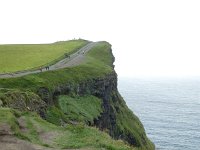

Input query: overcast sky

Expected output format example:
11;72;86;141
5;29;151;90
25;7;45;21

0;0;200;77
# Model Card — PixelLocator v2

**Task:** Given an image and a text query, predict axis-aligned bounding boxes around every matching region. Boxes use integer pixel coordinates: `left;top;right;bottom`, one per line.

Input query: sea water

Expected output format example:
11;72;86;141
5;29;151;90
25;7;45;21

118;77;200;150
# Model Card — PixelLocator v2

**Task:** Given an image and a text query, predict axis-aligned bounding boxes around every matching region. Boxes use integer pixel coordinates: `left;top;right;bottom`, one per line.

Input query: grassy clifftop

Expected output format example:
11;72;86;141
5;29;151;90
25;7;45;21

0;39;88;73
0;40;154;150
0;41;113;91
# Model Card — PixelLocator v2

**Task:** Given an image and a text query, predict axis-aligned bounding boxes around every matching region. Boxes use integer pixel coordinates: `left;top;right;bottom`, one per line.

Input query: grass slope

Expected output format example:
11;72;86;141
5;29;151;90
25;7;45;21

58;95;103;123
0;108;135;150
45;95;103;126
0;39;88;73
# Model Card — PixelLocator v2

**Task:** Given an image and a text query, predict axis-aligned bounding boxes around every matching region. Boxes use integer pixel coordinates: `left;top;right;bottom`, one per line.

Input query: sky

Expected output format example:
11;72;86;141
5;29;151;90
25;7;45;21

0;0;200;77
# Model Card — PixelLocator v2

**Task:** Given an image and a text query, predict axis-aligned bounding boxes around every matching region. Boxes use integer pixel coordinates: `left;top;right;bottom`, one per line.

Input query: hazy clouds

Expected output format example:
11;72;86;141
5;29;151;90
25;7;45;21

0;0;200;77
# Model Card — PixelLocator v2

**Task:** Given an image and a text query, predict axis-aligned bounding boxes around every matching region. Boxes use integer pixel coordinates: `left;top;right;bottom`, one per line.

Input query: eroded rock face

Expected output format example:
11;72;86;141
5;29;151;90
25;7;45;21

37;87;52;105
0;71;153;149
34;71;153;149
0;91;46;116
0;100;3;107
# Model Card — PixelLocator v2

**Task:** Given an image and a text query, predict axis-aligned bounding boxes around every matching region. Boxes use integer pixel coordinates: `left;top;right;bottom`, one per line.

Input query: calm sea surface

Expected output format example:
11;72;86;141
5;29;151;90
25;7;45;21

118;77;200;150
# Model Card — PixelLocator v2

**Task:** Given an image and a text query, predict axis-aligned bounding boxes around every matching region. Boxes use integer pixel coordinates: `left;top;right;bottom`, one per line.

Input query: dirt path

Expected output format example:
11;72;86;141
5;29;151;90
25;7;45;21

0;135;56;150
0;42;98;79
0;114;100;150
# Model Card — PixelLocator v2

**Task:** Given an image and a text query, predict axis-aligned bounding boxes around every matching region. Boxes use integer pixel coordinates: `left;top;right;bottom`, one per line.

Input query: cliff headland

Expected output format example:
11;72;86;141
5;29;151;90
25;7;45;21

0;40;154;150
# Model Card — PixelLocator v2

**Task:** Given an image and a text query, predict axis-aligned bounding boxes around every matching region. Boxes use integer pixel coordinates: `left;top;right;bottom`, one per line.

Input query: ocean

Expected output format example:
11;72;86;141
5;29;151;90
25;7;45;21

118;77;200;150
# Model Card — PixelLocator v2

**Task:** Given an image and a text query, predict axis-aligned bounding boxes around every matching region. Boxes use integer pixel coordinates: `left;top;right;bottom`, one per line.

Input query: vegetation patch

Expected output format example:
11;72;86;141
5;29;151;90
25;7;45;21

45;95;103;126
46;106;68;126
0;41;113;92
0;39;88;73
0;108;135;150
110;92;155;149
58;95;103;124
55;124;134;150
0;90;46;113
0;108;20;131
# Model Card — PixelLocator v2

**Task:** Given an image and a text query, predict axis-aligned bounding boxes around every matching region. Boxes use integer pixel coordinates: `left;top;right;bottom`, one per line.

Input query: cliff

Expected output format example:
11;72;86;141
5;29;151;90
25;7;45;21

0;41;154;149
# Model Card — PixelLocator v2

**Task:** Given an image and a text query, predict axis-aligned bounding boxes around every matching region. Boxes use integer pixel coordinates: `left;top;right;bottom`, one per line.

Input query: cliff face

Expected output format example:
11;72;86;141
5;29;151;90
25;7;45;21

34;71;154;149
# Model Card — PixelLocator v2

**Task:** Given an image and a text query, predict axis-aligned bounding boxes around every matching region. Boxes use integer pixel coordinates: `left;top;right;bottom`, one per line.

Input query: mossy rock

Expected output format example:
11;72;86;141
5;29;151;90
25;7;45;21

0;90;46;114
0;100;2;107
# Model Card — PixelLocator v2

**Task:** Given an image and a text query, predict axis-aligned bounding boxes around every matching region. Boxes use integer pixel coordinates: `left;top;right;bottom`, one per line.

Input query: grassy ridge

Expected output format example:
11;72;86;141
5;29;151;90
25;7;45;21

0;42;113;91
0;39;88;73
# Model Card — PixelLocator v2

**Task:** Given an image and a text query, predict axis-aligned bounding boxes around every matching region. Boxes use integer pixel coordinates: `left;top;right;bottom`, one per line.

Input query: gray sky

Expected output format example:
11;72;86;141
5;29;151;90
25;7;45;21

1;0;200;77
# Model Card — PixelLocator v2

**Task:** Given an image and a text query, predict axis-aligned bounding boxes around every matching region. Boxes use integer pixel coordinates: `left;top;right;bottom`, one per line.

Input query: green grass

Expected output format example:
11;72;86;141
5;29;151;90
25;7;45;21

85;41;114;67
0;107;19;129
0;89;45;113
59;95;102;123
0;108;135;150
0;41;113;91
0;39;88;73
55;124;134;150
45;95;103;125
46;106;67;126
112;92;155;149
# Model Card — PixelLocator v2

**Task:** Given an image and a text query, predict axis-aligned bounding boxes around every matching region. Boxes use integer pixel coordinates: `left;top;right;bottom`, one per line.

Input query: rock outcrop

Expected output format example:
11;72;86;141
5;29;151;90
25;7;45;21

33;71;154;149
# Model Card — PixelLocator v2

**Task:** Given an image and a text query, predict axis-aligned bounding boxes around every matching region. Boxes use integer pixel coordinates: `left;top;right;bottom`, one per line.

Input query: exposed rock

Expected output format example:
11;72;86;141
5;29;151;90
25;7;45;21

37;87;52;105
0;91;46;116
0;123;13;135
34;71;154;149
0;100;3;107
